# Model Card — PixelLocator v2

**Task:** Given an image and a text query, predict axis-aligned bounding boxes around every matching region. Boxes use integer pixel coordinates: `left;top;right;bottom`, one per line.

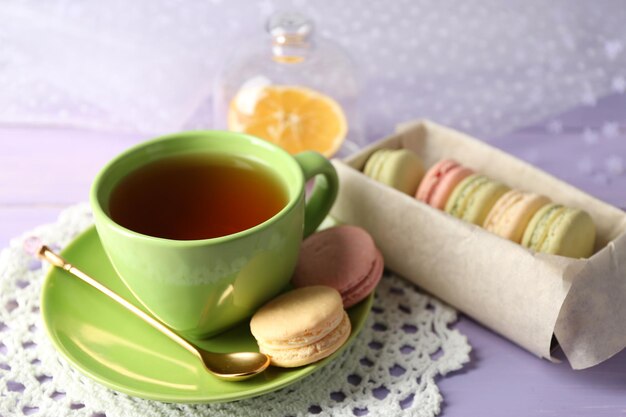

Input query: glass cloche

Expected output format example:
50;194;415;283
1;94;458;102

214;11;363;158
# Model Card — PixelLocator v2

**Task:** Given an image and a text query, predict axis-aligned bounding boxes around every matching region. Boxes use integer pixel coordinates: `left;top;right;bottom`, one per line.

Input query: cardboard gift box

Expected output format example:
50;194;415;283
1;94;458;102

330;120;626;369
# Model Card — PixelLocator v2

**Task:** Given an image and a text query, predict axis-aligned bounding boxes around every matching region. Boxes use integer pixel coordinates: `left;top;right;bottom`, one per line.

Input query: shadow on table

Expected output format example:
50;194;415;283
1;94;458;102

549;346;626;391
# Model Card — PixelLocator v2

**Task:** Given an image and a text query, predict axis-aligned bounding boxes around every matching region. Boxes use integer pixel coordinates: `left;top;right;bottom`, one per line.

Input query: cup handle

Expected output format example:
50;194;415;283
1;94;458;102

294;151;339;238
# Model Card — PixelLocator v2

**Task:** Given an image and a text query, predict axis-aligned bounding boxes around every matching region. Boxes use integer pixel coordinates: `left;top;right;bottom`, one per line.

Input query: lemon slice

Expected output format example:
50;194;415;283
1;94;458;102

228;85;347;157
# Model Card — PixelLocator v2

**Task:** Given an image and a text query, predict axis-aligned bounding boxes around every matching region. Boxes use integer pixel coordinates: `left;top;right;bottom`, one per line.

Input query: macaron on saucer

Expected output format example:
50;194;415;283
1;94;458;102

250;286;351;368
444;174;510;225
292;225;384;308
521;203;596;258
363;148;424;195
416;159;474;209
483;190;551;243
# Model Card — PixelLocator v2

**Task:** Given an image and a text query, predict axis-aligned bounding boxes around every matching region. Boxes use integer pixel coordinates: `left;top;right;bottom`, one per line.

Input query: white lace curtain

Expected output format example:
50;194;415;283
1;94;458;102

1;0;625;139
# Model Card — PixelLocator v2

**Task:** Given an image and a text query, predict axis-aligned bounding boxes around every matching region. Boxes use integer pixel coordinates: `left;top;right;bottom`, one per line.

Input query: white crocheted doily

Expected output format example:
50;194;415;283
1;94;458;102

0;204;471;417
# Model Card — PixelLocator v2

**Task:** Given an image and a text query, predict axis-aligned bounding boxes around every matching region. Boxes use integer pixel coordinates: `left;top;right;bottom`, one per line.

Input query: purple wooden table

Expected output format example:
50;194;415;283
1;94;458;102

2;93;626;416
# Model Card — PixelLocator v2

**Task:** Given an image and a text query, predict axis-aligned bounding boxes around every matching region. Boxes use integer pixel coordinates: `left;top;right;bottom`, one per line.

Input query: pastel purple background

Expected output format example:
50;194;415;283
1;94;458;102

1;93;625;416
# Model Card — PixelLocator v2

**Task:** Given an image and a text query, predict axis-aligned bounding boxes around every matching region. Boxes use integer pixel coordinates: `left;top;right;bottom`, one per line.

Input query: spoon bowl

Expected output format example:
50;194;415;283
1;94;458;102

199;351;271;381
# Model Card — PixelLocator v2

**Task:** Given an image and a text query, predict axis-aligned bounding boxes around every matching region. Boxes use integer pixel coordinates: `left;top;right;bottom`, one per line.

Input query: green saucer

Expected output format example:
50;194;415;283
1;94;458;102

40;226;373;403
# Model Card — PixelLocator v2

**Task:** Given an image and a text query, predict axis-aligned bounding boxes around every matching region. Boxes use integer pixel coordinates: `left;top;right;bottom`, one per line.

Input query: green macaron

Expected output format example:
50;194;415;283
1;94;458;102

444;174;510;225
363;149;424;195
521;203;596;258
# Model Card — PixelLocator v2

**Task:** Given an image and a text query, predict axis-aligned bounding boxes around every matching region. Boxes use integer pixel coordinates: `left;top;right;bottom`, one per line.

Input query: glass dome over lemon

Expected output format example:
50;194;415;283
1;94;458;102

215;12;362;158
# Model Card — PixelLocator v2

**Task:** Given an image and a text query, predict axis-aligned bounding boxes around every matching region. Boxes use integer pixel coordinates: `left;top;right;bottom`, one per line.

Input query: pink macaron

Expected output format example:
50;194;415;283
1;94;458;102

415;159;474;209
292;225;384;308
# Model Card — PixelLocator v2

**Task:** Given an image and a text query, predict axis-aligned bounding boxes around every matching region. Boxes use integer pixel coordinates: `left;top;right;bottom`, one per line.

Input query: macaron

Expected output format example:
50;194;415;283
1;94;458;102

250;286;351;368
292;225;384;308
415;159;475;209
483;190;551;243
444;174;510;225
363;148;425;195
521;203;596;258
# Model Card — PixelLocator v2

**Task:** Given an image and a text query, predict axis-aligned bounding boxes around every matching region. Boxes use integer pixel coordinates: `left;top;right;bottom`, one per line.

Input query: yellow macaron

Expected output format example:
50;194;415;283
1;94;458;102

363;148;425;195
249;286;351;368
445;174;510;225
521;203;596;258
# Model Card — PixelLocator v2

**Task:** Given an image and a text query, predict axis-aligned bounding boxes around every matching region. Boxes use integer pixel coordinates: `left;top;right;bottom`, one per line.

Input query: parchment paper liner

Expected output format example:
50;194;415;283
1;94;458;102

330;120;626;369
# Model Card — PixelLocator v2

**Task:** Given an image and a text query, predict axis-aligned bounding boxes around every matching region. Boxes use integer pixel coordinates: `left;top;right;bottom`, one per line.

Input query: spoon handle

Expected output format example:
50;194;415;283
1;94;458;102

37;245;201;359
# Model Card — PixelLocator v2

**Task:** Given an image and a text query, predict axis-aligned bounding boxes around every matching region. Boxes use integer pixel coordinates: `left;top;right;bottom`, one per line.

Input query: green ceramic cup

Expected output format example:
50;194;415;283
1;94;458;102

90;131;338;338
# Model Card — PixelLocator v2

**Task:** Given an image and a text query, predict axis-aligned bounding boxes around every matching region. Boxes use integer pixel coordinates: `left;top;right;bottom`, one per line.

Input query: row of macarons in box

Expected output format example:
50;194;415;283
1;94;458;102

362;148;596;259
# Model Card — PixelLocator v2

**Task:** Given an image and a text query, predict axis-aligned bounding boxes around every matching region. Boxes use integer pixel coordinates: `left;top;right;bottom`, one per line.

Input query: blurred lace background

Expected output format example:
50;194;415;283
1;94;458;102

1;0;625;141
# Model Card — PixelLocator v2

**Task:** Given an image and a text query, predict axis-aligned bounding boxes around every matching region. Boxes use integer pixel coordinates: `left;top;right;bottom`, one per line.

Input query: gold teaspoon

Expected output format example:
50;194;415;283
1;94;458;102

34;244;270;381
